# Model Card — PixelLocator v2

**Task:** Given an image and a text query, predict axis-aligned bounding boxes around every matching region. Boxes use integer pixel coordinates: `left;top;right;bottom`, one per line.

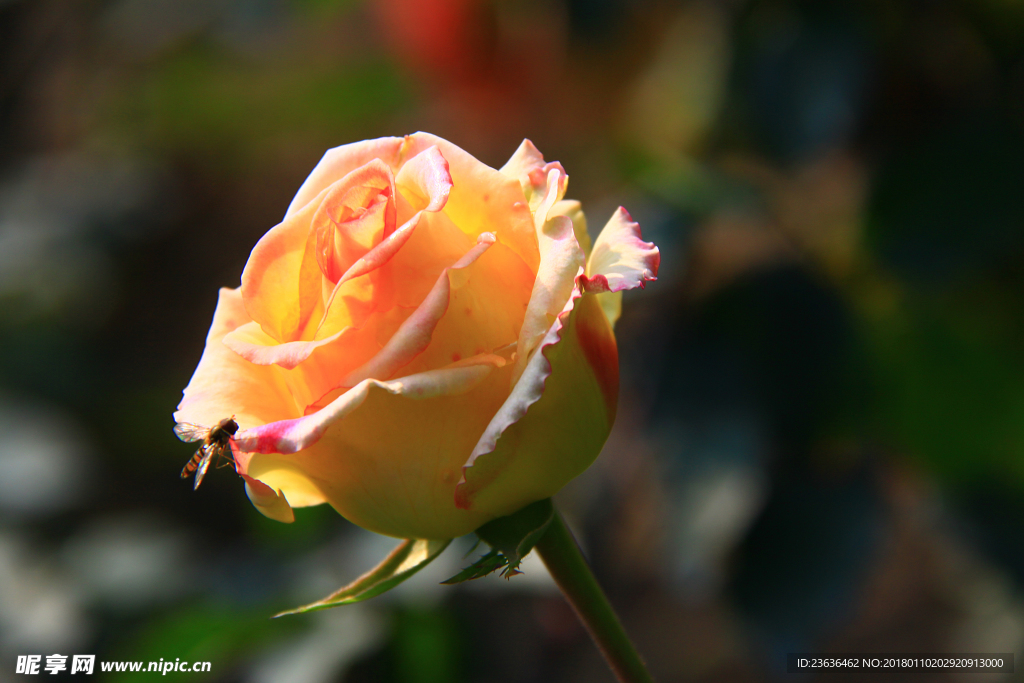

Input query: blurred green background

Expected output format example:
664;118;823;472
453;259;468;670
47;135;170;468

3;0;1024;680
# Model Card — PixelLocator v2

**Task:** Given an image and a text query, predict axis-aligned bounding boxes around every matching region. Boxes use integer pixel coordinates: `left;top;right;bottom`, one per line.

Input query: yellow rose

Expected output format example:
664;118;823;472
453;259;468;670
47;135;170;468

175;133;659;539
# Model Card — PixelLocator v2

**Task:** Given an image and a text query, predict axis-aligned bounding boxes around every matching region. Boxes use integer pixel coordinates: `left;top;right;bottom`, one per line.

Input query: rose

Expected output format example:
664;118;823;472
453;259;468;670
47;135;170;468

175;133;658;540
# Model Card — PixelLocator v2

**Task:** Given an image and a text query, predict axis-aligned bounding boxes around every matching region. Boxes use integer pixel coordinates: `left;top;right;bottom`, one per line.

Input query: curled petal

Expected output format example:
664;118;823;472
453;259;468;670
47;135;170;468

394;145;453;213
581;207;660;293
238;211;485;410
551;198;591;257
224;321;346;370
499;139;568;210
234;363;497;456
340;233;496;386
175;288;300;431
240;188;326;342
512;167;585;385
242;474;295;523
222;309;411;413
313;160;396;283
333;208;423;286
456;289;618;514
313;274;377;342
236;359;511;538
286;137;405;218
401;132;540;273
314;193;465;343
398;237;534;377
380;208;475;310
238;455;330;508
499;139;546;181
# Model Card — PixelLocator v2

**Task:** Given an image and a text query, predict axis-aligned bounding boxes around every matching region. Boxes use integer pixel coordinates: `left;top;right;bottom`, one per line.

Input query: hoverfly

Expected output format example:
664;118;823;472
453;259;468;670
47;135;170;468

174;417;239;490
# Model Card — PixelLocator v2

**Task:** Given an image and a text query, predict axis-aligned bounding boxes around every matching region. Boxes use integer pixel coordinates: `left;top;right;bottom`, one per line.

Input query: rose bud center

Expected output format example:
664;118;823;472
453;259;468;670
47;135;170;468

313;162;396;283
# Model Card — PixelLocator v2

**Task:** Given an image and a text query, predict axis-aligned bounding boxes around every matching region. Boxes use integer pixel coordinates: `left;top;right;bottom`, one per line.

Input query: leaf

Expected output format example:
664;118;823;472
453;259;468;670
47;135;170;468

274;538;451;616
475;498;554;576
440;549;508;585
444;498;555;582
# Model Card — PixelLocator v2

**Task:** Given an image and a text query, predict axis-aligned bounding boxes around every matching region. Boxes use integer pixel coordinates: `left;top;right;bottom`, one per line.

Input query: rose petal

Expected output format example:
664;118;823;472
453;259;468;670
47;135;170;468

596;290;623;328
286;137;405;218
230;208;487;417
380;208;474;309
394;145;453;213
398;236;535;377
580;207;660;293
175;290;329;509
223;321;347;370
499;139;546;181
455;287;618;514
240;186;326;343
242;474;295;523
313;207;437;342
313;159;396;283
511;167;585;386
551;198;591;257
314;182;460;342
235;360;511;538
222;307;412;412
339;233;495;386
226;207;487;404
499;139;567;211
332;207;423;287
242;459;327;508
175;287;300;430
401;132;540;274
312;272;377;341
235;362;496;455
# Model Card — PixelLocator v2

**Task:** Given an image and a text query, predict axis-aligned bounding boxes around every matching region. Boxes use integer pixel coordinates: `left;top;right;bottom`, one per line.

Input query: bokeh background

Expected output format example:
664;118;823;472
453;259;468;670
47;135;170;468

3;0;1024;680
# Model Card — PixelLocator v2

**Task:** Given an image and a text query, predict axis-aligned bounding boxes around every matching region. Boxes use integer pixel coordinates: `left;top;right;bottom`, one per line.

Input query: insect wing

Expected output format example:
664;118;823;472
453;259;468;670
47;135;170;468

193;446;214;490
174;422;208;443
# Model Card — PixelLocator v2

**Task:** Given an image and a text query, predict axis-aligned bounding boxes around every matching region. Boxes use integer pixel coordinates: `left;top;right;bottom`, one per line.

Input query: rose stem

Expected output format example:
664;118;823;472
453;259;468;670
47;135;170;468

534;509;654;683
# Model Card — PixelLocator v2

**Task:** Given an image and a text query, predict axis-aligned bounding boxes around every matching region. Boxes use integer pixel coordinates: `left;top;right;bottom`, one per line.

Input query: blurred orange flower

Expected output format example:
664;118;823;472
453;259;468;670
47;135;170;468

175;133;658;539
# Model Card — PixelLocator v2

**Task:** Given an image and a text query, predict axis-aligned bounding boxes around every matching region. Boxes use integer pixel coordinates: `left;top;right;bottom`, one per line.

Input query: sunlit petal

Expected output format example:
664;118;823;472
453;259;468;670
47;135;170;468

581;207;660;293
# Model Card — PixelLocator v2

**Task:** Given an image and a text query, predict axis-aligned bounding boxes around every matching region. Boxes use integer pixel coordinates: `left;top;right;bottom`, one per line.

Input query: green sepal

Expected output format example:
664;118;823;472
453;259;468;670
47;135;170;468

440;549;508;584
443;499;555;583
274;538;450;617
476;498;554;575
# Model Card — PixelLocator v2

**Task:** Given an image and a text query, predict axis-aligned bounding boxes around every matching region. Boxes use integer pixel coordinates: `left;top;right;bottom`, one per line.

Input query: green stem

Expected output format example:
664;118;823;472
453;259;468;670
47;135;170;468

534;510;654;683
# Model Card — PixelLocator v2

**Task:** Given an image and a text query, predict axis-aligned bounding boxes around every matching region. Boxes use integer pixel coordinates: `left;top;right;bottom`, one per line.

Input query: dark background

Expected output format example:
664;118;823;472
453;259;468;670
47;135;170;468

2;0;1024;681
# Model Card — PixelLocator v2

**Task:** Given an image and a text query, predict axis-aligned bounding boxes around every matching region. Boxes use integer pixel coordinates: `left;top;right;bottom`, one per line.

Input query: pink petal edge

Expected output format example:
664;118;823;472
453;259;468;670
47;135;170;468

579;207;660;293
233;361;499;463
454;276;585;510
511;167;584;385
499;139;567;201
